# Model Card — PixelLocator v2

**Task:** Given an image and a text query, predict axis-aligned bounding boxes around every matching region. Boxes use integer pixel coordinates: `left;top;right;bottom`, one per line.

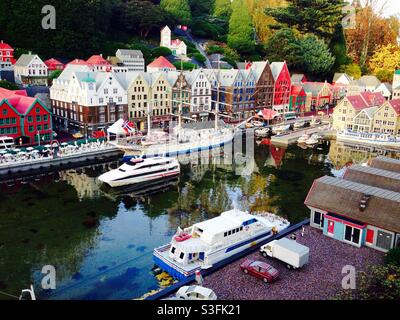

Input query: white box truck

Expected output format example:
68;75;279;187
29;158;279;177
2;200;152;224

260;238;309;269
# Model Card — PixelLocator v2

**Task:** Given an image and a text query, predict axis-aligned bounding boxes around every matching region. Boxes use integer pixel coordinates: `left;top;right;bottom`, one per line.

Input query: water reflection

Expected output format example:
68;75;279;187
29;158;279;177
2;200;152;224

0;141;399;300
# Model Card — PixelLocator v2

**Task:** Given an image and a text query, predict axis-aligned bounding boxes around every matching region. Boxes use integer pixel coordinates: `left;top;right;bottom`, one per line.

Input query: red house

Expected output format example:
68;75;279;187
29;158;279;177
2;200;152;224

0;88;53;145
289;85;307;113
44;58;65;74
270;62;291;112
0;40;16;65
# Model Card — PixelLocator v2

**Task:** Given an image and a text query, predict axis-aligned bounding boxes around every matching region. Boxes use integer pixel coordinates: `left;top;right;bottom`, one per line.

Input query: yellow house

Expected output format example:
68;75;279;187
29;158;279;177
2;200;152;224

332;92;386;132
127;72;152;131
372;99;400;135
332;95;368;131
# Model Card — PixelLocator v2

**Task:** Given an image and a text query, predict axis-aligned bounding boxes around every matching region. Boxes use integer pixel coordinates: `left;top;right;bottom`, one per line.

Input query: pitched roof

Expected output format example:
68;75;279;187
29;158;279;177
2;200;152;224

304;175;400;233
370;156;400;173
14;54;37;67
291;73;305;84
359;91;385;106
44;58;64;70
0;87;38;114
147;56;175;70
387;99;400;114
344;164;400;192
0;40;13;50
333;73;352;84
346;95;368;110
68;59;88;66
86;55;111;66
302;82;327;95
116;49;143;58
270;62;285;81
359;75;381;88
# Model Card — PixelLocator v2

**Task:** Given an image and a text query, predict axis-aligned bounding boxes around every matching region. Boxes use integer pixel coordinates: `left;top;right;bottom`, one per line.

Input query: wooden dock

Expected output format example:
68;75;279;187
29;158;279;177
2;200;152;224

271;125;336;147
0;146;123;179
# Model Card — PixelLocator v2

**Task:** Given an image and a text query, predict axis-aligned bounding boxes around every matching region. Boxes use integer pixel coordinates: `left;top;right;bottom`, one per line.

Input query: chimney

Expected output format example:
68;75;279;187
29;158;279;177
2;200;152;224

100;53;103;58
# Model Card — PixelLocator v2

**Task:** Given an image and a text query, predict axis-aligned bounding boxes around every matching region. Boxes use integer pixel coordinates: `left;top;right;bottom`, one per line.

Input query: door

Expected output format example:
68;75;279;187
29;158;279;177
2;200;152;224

344;225;361;246
376;230;393;251
327;220;335;234
313;211;324;229
366;229;374;244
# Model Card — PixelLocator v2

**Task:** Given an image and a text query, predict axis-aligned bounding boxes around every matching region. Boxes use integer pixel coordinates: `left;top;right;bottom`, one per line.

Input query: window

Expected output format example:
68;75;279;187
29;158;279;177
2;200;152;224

179;252;184;259
171;247;176;254
44;124;48;130
2;109;7;115
36;115;41;122
43;115;48;121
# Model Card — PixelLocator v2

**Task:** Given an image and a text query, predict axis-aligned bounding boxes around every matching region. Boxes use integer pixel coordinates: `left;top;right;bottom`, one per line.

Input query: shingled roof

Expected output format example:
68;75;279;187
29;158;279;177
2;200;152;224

343;164;400;192
369;156;400;173
304;175;400;233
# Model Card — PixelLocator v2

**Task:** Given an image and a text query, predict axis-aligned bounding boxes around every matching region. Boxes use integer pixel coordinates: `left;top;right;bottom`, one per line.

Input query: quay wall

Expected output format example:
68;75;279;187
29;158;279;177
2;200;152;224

0;147;123;179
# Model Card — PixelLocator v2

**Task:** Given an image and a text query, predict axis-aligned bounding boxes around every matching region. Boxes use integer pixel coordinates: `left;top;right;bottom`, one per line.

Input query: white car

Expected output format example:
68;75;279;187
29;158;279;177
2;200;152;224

175;285;217;300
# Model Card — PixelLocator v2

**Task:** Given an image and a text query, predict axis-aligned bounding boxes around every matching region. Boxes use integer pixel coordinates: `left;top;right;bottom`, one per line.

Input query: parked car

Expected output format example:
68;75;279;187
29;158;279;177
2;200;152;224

175;285;217;300
260;238;309;269
240;258;279;283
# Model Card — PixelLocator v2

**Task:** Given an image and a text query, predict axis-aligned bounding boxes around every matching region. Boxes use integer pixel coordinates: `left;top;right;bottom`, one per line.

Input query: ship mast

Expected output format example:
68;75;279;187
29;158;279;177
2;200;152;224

215;56;221;131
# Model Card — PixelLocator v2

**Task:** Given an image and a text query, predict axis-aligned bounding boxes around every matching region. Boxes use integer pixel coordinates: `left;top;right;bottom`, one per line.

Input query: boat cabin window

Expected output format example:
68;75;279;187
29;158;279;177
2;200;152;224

179;252;184;259
171;247;176;254
228;231;232;236
224;232;227;237
126;161;138;166
118;169;126;172
242;218;257;226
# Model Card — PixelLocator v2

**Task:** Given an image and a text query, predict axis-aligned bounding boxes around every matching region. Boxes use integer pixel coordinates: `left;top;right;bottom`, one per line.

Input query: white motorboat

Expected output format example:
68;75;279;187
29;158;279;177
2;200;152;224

153;208;290;280
98;157;180;187
273;124;290;135
297;133;310;144
255;127;270;138
337;130;400;148
305;134;320;145
294;121;305;129
252;121;264;128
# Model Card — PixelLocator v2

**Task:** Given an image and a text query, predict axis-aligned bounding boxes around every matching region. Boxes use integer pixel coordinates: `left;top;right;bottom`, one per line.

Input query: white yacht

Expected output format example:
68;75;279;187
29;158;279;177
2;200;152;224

98;157;180;187
337;130;400;148
153;209;290;280
114;125;236;162
297;133;310;144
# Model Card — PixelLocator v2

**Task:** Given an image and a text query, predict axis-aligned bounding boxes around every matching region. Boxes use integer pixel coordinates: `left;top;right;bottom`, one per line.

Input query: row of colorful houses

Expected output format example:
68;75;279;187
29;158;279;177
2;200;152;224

305;156;400;252
0;87;53;145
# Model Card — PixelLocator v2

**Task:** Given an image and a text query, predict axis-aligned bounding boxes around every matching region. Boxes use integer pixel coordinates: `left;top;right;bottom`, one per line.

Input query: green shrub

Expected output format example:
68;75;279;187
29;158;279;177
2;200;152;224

0;80;19;90
385;247;400;267
221;57;237;68
173;61;197;70
206;45;224;55
152;46;172;58
193;53;206;63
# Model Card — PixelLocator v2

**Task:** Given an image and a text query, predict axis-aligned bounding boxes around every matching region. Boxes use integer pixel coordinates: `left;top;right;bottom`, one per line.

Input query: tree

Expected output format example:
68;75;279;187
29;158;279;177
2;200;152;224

160;0;192;25
338;63;362;79
299;35;335;76
368;44;400;80
385;247;400;267
152;46;173;58
189;0;213;17
213;0;232;19
345;5;398;71
265;0;344;40
0;80;19;90
48;70;62;83
330;24;351;72
265;28;301;68
246;0;287;43
227;0;256;56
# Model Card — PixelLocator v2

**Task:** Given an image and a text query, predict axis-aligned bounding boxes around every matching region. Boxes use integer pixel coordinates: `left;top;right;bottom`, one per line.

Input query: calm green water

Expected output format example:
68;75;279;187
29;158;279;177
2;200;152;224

0;139;399;300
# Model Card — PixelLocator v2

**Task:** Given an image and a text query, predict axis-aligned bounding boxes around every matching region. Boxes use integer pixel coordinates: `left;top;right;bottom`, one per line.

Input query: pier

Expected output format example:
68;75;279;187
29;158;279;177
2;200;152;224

270;125;336;147
0;144;122;179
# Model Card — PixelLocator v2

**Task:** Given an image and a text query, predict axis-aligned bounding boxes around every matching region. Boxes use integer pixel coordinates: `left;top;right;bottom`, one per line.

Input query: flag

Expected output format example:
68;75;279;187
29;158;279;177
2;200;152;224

122;120;135;134
195;270;204;286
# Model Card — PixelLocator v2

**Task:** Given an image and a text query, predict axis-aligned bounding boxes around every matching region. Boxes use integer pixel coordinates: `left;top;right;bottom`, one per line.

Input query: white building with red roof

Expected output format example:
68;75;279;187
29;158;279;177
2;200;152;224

147;56;176;73
160;26;187;57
